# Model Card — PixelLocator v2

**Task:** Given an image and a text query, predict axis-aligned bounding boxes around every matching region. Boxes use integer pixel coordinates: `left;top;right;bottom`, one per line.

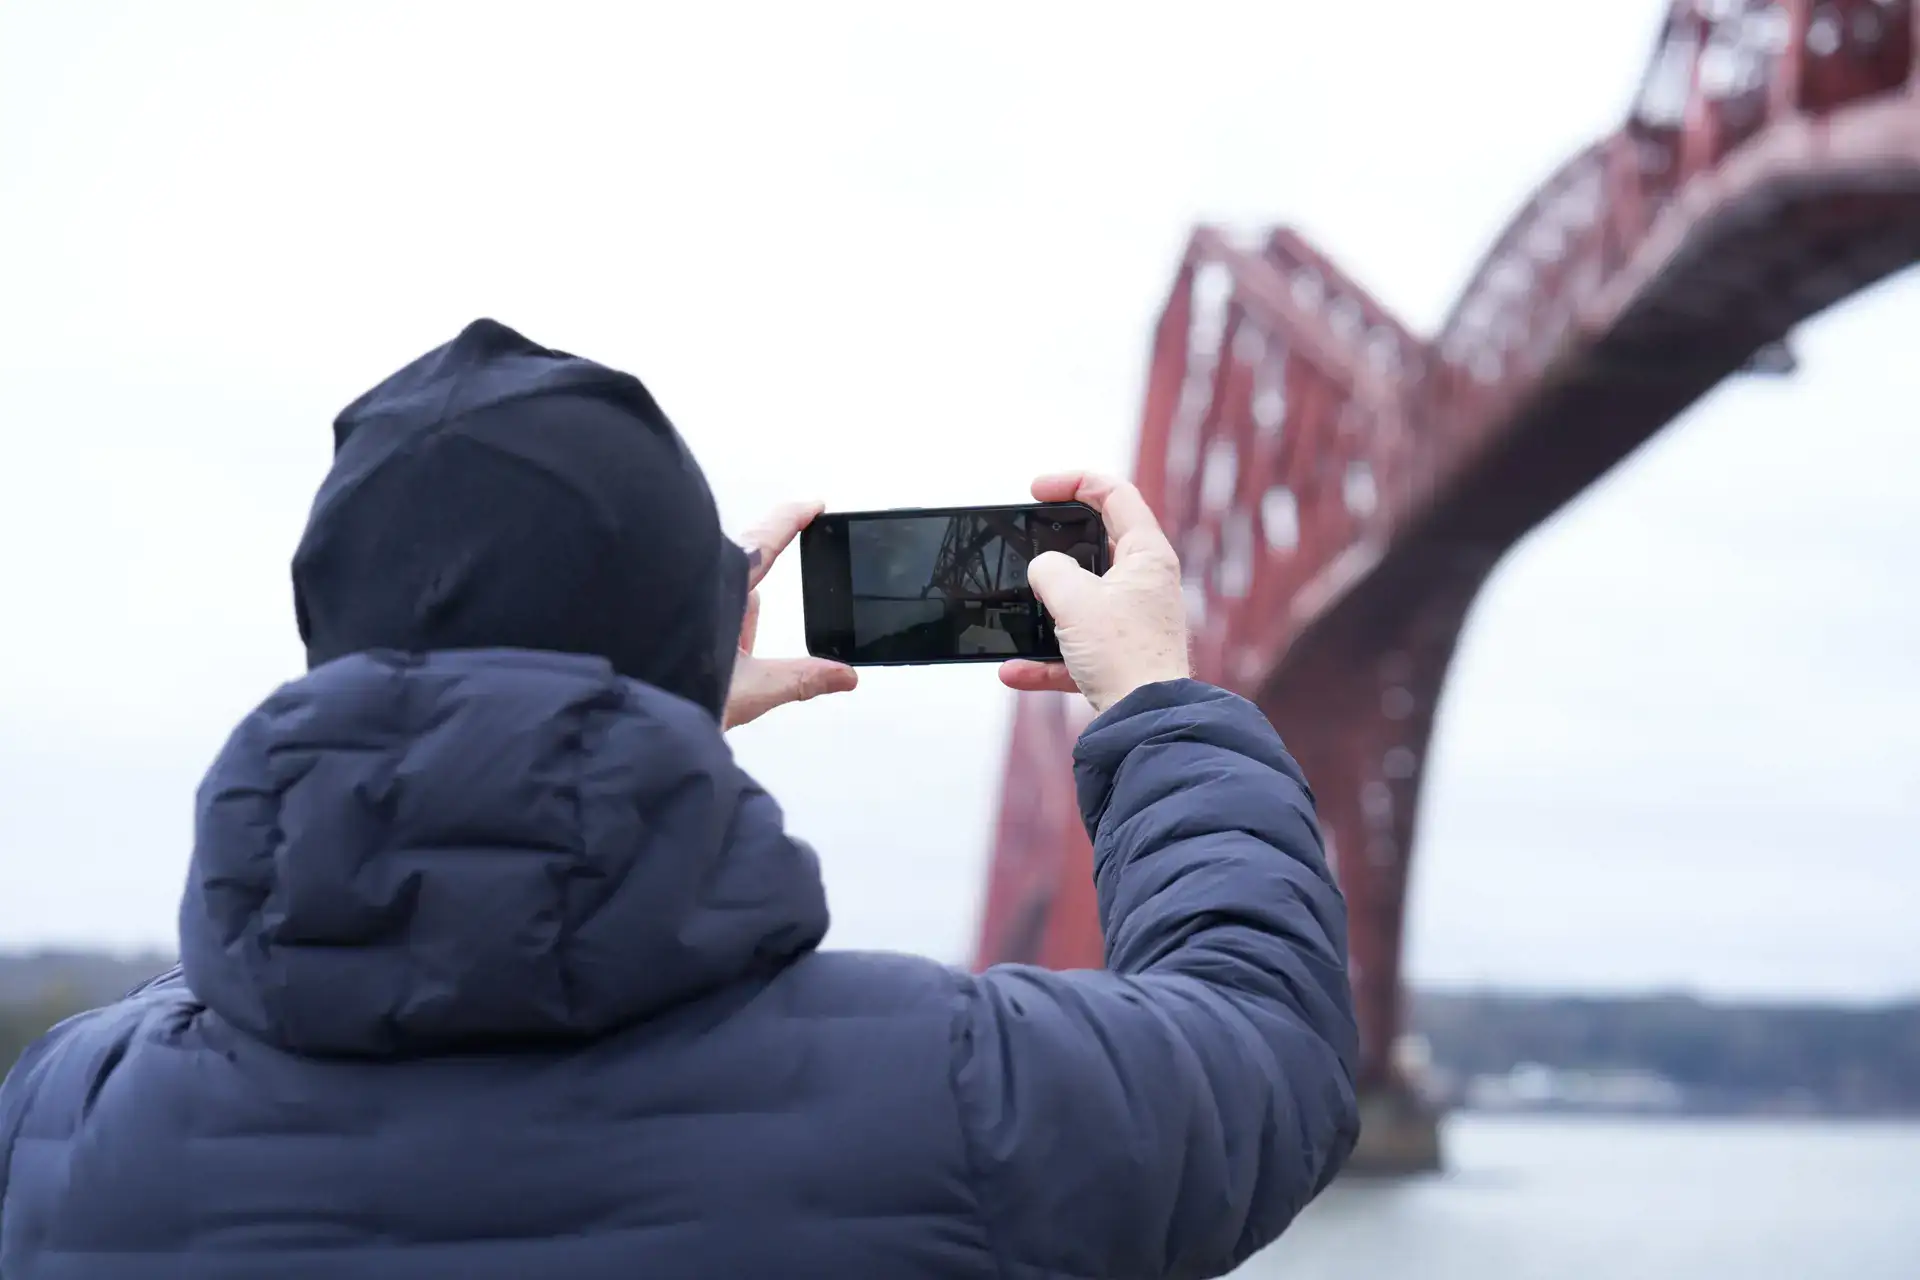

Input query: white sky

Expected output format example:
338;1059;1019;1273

1;0;1914;1000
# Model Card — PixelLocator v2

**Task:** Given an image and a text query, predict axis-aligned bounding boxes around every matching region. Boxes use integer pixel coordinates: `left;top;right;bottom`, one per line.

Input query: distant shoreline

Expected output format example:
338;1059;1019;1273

1442;1109;1920;1126
1448;1103;1920;1121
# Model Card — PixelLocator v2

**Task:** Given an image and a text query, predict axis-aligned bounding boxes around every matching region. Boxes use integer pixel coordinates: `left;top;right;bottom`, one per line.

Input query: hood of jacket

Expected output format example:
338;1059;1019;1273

178;648;829;1057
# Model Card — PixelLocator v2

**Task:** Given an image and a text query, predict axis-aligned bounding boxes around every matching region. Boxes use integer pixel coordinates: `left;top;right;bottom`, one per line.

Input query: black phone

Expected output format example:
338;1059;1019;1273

801;502;1109;666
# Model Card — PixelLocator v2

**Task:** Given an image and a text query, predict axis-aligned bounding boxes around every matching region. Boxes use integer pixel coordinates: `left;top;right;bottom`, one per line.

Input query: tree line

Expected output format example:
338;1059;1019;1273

1409;989;1920;1114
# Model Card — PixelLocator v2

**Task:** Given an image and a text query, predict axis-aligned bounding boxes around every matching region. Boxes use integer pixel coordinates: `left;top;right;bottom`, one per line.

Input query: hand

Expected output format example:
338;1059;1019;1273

999;472;1190;713
723;501;858;731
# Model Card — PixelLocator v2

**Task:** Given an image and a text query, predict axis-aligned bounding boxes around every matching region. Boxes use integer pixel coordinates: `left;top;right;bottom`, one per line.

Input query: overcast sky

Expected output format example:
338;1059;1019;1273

1;0;1914;1000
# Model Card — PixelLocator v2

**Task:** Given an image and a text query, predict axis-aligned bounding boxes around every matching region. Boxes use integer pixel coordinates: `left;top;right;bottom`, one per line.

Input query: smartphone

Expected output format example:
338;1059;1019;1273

801;502;1109;665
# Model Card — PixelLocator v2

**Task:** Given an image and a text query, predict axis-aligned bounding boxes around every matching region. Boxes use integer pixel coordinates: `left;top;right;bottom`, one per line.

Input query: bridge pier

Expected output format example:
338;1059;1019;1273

1348;1086;1443;1176
1257;552;1493;1107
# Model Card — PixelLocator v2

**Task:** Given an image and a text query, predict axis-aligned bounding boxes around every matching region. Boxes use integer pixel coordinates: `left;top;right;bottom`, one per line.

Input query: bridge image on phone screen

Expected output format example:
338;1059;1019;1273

802;503;1108;665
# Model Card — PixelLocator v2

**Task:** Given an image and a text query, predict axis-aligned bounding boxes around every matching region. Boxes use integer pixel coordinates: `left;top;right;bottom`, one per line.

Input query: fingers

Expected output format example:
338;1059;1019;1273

737;500;826;590
998;659;1077;695
738;590;762;656
1029;471;1168;553
1028;473;1089;504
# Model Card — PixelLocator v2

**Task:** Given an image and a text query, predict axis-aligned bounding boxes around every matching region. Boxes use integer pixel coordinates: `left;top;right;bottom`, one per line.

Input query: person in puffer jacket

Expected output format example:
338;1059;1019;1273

0;319;1359;1280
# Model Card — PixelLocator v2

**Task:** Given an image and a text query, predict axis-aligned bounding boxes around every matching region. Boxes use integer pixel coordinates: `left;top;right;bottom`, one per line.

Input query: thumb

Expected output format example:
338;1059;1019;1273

722;655;859;731
758;657;859;704
1027;550;1098;621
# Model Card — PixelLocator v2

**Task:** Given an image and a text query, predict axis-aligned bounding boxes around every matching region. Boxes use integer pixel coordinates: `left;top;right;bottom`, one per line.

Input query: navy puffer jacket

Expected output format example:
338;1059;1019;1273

0;658;1358;1278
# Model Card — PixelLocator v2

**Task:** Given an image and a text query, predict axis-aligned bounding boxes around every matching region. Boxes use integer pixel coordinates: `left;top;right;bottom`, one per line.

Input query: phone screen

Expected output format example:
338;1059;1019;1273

801;502;1107;665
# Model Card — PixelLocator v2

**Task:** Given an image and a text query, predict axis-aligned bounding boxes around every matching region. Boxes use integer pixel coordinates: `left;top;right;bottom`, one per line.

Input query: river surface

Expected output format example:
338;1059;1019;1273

1239;1115;1918;1278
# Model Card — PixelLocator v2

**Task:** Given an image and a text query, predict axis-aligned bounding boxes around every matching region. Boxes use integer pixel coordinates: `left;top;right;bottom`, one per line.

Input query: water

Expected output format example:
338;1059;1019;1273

1241;1116;1920;1278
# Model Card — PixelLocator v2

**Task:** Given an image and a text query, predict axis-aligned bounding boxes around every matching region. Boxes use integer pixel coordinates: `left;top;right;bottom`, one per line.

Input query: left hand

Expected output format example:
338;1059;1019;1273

723;501;858;731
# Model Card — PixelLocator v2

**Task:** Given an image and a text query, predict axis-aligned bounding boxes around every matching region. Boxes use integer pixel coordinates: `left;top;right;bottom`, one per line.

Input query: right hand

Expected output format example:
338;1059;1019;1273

999;472;1191;713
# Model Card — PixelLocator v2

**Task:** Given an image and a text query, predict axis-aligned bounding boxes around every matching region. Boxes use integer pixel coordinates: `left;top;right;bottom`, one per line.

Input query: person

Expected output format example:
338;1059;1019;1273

0;320;1359;1279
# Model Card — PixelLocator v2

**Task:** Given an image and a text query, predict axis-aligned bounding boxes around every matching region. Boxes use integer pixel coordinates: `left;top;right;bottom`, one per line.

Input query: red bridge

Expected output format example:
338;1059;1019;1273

972;0;1920;1171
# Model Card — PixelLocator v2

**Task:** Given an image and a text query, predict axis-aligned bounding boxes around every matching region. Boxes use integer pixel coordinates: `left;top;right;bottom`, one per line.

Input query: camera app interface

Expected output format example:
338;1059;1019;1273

846;509;1102;663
